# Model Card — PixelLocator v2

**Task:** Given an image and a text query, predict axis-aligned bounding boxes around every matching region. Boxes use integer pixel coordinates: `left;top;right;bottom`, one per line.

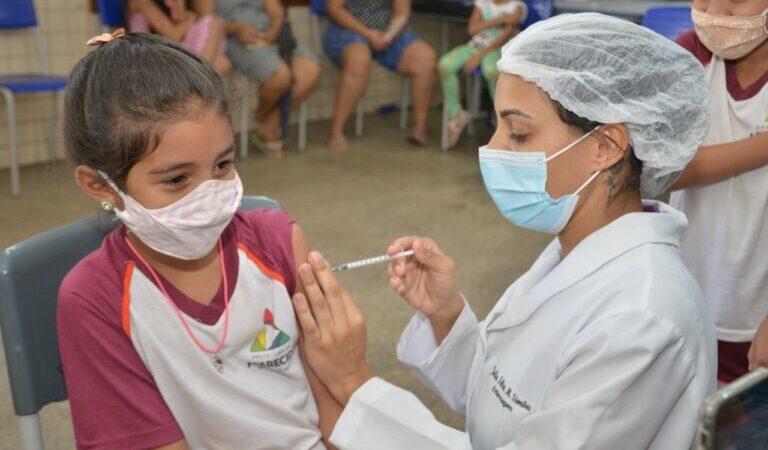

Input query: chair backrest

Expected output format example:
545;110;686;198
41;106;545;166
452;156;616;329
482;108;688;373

310;0;327;17
0;195;280;416
97;0;126;29
521;0;554;30
642;6;693;41
0;0;37;29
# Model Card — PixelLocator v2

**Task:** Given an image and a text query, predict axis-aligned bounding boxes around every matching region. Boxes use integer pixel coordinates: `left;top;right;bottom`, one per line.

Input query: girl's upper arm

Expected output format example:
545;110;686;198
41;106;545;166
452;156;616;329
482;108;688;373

290;224;344;449
263;0;285;27
57;285;184;448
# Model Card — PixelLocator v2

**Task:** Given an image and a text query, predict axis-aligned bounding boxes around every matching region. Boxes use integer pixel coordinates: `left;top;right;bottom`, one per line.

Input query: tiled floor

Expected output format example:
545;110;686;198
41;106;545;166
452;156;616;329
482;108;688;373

0;113;551;449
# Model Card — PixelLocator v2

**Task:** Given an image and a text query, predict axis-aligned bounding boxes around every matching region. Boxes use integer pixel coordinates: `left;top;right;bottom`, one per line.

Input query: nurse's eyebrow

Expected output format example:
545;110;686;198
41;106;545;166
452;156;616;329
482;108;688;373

216;146;236;159
500;109;533;119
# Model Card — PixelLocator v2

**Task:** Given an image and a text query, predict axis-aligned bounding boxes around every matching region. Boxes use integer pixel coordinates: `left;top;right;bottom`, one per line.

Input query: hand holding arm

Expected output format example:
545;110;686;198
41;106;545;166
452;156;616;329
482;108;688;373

669;132;768;191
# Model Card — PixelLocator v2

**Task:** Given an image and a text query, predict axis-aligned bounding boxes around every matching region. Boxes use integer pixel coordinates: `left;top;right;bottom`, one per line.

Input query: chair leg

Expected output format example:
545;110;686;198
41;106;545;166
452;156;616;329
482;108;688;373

298;102;307;152
18;414;44;450
400;78;409;132
466;75;475;137
3;89;20;197
355;96;364;138
48;92;59;163
240;84;250;159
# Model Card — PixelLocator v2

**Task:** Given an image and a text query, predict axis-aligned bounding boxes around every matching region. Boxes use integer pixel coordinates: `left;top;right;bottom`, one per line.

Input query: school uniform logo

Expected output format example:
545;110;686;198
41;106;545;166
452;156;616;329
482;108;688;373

247;308;296;369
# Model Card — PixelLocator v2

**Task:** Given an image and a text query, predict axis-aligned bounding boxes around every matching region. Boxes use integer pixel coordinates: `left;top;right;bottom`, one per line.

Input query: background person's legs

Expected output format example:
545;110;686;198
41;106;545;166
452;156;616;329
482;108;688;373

438;44;477;121
257;60;291;144
397;41;437;146
291;55;321;109
480;49;501;100
329;43;372;152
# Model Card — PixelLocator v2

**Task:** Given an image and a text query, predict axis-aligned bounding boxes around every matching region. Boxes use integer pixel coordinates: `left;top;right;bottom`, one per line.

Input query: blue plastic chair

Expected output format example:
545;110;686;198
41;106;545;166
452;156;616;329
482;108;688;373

446;0;553;150
309;0;410;137
0;0;68;198
0;195;280;450
96;0;125;30
642;6;693;41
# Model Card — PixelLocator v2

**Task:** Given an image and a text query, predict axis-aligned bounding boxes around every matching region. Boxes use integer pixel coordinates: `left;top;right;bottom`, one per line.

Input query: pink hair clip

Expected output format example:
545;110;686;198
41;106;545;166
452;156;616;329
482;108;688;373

87;28;126;46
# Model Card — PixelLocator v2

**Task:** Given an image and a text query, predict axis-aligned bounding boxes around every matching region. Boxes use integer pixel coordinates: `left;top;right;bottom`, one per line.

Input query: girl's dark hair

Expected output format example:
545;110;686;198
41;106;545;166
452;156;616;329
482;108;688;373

64;32;229;186
552;99;642;192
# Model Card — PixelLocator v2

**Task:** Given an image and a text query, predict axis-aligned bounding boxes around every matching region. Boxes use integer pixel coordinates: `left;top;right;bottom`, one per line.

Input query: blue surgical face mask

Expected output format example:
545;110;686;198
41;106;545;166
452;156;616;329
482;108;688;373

479;127;601;234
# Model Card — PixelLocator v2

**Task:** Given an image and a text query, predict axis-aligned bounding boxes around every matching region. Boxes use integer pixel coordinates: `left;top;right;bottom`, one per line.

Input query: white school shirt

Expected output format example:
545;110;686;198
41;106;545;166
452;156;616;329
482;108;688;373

330;201;716;450
470;0;527;50
125;245;325;450
670;56;768;342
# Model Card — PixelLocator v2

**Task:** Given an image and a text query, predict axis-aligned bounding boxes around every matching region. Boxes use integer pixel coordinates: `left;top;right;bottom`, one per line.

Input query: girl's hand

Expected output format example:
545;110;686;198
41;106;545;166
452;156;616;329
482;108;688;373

463;52;482;74
293;252;374;406
387;237;463;327
748;315;768;371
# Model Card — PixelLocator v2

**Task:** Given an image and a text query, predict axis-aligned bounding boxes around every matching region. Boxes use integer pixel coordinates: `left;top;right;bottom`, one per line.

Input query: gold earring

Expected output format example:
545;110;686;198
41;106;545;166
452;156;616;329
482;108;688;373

100;200;113;212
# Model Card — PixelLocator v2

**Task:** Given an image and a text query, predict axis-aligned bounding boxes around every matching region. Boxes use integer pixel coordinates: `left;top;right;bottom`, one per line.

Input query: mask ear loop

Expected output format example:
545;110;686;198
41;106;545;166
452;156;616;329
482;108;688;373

545;125;600;162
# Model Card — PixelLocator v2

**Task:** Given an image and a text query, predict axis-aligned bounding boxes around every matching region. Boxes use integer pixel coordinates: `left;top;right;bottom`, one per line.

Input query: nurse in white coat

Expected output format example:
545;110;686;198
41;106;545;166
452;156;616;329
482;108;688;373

292;14;717;450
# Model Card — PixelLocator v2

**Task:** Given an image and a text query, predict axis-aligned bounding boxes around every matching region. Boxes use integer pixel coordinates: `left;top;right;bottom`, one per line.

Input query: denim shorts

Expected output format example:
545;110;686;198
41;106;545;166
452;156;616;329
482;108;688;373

323;22;419;72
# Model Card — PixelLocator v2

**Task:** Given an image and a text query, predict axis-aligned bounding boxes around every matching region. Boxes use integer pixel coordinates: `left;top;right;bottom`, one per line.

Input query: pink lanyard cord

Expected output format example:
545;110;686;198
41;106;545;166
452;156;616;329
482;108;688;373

124;236;231;356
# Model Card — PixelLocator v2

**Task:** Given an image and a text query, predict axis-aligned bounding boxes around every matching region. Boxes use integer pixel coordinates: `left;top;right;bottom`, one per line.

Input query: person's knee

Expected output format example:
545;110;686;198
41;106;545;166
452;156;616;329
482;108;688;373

263;63;291;93
438;54;453;77
404;43;437;76
342;45;372;77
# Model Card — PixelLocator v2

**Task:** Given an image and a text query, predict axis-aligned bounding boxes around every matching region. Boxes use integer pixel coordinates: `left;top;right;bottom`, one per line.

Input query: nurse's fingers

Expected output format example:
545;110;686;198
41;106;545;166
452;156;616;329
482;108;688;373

308;251;348;322
297;263;335;330
389;275;407;296
293;293;320;339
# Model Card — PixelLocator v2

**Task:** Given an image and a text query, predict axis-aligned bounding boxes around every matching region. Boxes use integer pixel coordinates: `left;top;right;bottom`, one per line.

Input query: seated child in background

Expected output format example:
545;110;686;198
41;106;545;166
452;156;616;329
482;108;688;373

439;0;526;148
127;0;231;75
219;0;320;157
58;32;340;449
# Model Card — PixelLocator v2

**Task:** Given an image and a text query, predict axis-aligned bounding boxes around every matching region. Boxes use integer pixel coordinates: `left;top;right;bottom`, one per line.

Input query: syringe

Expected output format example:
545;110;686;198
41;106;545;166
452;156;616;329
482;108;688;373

331;250;414;272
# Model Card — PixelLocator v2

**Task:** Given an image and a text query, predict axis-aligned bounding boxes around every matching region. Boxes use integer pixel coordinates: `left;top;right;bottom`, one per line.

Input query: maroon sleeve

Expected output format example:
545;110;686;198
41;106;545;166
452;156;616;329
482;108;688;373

239;208;297;296
676;29;712;66
58;253;184;450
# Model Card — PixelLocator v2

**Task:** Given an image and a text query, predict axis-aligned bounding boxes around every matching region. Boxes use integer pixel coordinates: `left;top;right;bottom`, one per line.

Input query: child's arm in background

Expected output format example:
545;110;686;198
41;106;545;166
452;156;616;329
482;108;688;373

669;132;768;190
292;224;343;449
467;4;521;36
463;5;522;74
132;0;197;42
189;0;215;16
260;0;286;43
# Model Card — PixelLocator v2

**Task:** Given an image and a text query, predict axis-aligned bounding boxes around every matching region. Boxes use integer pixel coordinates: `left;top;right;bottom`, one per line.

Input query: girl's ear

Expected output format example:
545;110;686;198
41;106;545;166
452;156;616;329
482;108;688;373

593;123;630;172
74;166;121;209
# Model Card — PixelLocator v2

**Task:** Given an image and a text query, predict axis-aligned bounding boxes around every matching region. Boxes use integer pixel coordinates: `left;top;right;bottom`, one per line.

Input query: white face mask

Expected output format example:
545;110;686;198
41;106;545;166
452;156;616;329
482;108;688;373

100;171;243;260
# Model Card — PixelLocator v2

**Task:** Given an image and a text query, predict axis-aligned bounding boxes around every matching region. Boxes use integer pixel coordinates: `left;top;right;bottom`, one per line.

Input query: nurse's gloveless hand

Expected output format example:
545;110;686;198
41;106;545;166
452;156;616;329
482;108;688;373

293;251;375;406
387;237;464;327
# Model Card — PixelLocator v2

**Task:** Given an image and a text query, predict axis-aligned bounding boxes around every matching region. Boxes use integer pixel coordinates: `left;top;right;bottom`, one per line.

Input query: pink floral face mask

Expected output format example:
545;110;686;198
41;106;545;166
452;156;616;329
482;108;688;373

692;7;768;60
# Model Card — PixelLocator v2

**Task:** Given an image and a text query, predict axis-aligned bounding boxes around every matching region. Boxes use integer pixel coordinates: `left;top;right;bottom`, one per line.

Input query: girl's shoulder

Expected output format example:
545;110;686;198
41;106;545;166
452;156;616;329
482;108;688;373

231;208;298;294
58;226;134;328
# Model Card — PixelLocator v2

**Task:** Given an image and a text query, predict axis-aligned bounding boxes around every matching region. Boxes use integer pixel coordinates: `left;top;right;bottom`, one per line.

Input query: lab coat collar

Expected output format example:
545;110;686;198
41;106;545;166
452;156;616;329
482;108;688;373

486;201;687;331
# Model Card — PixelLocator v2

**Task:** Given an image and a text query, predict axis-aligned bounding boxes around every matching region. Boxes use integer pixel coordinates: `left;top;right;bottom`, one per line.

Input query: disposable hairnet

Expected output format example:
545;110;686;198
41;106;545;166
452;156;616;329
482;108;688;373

497;13;710;198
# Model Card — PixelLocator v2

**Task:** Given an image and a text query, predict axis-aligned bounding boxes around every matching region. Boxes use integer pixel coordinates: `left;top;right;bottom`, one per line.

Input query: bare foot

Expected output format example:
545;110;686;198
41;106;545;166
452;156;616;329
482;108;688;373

408;128;428;147
327;134;350;153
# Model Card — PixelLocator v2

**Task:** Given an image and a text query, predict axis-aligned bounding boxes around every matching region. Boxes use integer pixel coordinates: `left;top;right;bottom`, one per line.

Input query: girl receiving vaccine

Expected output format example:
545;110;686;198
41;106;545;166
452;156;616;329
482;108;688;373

57;31;340;449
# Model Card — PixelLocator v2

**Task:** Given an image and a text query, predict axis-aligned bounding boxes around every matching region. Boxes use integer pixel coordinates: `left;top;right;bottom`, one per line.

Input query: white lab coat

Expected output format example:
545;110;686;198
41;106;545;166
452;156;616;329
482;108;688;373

330;201;717;450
